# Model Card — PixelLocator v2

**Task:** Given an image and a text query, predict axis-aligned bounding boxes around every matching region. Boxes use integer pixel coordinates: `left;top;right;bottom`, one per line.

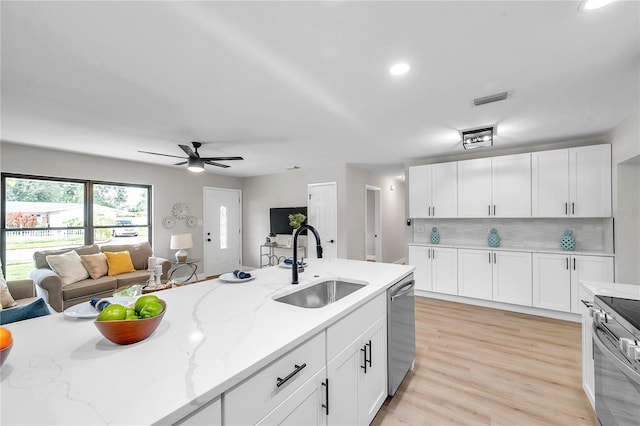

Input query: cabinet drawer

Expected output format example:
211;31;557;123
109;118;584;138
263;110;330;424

326;293;386;362
224;332;326;426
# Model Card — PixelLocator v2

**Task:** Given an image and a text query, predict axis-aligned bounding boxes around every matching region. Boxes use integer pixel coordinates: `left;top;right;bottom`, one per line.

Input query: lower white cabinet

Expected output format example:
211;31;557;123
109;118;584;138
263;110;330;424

224;332;326;425
257;367;328;426
532;253;614;313
409;245;457;295
176;396;221;425
458;249;532;306
326;294;387;426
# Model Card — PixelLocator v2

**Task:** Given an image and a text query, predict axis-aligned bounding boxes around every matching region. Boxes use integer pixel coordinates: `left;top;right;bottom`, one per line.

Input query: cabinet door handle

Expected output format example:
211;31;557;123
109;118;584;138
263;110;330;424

276;363;307;388
573;258;576;270
566;257;569;270
493;252;496;264
493;205;496;216
321;379;329;415
366;340;372;368
431;249;435;259
565;202;568;215
572;202;575;215
432;206;435;216
361;347;368;373
489;253;492;263
488;205;491;216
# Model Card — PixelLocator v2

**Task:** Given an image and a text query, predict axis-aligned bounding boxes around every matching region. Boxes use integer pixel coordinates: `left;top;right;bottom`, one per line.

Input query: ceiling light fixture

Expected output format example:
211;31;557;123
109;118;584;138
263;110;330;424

187;157;205;172
578;0;616;11
389;63;410;76
461;126;494;150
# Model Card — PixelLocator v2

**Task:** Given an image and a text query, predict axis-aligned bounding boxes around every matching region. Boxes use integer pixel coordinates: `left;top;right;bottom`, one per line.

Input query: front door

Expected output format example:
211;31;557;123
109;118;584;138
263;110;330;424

204;187;242;277
307;182;338;259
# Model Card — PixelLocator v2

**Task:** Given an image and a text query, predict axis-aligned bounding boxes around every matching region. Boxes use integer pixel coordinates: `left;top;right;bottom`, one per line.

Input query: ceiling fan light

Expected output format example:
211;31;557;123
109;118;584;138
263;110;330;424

187;157;205;172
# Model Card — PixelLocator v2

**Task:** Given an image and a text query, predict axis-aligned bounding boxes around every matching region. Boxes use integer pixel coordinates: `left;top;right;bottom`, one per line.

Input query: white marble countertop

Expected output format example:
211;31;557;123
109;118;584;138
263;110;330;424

580;280;640;301
408;242;613;257
0;259;414;425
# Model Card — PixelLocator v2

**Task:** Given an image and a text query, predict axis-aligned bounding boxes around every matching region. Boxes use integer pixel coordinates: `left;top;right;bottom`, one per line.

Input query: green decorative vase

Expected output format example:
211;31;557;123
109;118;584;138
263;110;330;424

560;230;576;251
487;228;501;247
430;227;440;244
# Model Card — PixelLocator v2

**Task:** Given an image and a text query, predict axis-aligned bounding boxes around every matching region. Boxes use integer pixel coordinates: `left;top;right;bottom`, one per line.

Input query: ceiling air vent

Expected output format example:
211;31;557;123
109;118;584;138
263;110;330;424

473;91;508;106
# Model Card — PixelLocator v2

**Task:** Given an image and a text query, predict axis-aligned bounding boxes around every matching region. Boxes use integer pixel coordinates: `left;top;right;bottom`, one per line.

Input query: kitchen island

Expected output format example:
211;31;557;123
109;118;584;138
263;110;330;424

0;258;414;425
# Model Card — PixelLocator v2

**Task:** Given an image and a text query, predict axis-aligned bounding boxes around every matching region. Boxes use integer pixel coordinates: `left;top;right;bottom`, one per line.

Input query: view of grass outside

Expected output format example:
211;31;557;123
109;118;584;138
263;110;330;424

2;175;151;281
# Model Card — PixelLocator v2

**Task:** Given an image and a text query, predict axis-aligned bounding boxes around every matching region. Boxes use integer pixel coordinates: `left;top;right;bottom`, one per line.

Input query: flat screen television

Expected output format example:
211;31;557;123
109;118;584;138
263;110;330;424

270;207;307;235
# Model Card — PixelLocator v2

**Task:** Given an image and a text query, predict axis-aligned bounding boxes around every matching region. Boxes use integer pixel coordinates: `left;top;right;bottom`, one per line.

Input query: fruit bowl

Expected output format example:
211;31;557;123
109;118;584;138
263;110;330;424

0;342;12;366
94;300;166;345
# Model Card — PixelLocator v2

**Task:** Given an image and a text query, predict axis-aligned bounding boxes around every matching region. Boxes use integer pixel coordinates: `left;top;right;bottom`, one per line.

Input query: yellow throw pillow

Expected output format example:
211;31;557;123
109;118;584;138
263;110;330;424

80;253;109;279
103;251;136;276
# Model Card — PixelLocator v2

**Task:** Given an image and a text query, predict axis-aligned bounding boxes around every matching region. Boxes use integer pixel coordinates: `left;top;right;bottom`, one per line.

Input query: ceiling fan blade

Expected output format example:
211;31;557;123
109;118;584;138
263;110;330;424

179;144;197;158
199;156;244;161
138;150;186;160
174;161;187;166
203;160;230;168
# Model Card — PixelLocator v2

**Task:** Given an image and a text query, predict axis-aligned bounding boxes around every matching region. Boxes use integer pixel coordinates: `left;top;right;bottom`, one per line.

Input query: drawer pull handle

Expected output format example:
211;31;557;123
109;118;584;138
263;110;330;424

322;379;329;415
361;347;367;373
276;363;307;388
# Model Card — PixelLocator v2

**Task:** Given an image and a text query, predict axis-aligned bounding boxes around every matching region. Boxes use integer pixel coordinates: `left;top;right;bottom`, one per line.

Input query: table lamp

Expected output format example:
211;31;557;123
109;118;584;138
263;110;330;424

170;233;193;262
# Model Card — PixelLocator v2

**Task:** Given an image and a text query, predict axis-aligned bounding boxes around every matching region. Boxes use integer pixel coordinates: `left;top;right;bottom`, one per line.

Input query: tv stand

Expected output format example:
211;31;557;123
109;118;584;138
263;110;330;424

260;244;306;268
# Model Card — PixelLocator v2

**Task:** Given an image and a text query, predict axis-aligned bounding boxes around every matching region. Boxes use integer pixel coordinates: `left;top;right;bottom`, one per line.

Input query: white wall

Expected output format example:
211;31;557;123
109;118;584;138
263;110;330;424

611;111;640;284
1;142;242;268
241;164;347;268
346;165;406;263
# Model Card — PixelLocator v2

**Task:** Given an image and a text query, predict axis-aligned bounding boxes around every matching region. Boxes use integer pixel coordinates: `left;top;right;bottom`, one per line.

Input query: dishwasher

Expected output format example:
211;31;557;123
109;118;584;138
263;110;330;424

387;273;416;396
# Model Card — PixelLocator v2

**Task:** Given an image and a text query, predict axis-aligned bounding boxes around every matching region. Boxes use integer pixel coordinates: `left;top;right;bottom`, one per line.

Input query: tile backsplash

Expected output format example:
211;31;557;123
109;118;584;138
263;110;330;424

412;218;613;253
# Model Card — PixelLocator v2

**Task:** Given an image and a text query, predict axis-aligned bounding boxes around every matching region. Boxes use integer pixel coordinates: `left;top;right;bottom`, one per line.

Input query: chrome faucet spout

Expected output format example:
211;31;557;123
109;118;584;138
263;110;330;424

292;224;323;284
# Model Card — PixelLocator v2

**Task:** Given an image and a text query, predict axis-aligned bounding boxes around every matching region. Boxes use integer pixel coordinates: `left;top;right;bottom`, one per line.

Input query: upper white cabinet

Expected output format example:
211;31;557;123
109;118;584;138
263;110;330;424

532;144;611;217
457;153;531;218
408;162;458;218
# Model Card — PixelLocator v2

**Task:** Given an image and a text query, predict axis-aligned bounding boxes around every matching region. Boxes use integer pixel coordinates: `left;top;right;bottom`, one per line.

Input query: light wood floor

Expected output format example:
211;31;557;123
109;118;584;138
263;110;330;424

372;297;598;426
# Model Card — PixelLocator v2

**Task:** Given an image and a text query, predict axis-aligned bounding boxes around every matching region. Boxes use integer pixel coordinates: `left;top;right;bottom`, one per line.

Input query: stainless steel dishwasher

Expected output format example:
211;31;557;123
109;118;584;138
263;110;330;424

387;273;416;395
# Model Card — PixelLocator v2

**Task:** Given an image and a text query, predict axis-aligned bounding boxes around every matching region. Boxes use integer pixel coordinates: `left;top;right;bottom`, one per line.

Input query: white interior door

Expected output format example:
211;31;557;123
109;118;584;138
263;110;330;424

204;187;242;276
307;182;337;259
365;185;381;262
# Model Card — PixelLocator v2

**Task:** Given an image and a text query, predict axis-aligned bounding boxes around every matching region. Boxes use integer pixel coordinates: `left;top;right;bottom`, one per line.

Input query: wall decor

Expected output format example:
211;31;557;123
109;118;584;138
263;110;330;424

430;227;440;244
186;215;198;228
487;228;501;247
162;216;176;229
560;229;576;251
172;202;190;219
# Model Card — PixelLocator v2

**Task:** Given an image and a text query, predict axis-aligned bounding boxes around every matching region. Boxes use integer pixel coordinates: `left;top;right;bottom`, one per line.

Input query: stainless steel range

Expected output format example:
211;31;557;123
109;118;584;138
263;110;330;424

591;295;640;425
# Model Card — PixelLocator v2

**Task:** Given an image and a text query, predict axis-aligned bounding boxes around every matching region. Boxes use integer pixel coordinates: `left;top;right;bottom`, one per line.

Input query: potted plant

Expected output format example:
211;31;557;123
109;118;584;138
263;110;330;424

268;232;277;244
288;213;306;231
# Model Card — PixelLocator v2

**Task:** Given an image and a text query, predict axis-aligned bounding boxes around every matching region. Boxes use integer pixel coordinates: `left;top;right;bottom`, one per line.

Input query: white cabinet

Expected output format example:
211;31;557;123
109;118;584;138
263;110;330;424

326;294;387;426
532;253;614;313
458;153;531;218
492;251;532;306
408;245;457;295
175;396;221;425
225;332;326;425
458;249;493;300
532;144;611;217
409;162;458;218
578;285;595;409
458;249;532;306
257;367;327;426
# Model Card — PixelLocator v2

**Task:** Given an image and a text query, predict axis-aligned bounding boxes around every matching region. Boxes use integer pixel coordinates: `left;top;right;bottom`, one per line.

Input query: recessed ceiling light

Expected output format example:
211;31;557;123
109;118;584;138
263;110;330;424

389;63;410;76
578;0;616;11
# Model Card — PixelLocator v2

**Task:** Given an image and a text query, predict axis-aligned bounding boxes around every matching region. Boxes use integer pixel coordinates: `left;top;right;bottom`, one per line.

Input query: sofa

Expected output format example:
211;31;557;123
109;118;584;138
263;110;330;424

29;242;170;312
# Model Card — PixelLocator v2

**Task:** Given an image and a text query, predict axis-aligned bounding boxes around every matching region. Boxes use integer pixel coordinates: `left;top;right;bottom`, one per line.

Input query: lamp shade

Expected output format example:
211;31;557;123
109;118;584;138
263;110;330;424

170;233;193;250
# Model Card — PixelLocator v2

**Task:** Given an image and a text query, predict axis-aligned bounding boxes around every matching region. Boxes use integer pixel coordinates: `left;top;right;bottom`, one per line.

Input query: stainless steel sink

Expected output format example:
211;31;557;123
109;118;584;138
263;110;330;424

275;280;366;308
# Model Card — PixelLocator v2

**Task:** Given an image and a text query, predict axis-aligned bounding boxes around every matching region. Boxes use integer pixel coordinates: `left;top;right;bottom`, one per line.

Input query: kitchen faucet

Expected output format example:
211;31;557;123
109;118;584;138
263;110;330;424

292;224;323;284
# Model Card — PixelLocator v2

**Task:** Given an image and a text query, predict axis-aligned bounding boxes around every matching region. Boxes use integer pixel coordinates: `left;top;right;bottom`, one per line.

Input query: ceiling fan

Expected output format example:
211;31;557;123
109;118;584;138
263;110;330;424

138;142;244;172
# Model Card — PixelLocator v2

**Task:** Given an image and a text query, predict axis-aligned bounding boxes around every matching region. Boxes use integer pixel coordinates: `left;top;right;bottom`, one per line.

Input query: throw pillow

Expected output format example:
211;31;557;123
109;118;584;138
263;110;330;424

80;253;109;279
0;297;51;325
46;250;90;286
0;265;17;309
104;251;136;276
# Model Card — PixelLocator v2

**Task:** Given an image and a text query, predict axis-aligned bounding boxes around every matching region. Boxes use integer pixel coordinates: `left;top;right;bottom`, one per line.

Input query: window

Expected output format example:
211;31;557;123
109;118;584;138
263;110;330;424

1;174;151;280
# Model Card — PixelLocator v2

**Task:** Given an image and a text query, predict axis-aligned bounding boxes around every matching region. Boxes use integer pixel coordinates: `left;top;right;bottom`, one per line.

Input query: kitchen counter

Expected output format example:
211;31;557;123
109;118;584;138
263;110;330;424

580;280;640;301
408;242;613;257
0;259;414;425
